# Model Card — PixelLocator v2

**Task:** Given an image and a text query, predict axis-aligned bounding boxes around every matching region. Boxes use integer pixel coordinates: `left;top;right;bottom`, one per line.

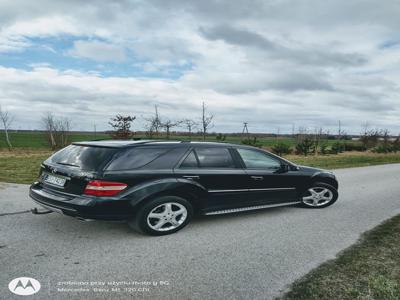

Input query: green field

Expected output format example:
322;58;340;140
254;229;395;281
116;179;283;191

0;131;109;149
0;131;352;149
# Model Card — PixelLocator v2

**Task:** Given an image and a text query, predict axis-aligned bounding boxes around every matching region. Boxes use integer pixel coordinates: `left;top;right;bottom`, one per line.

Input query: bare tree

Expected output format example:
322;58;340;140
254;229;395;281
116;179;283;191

42;112;57;149
313;127;324;156
182;119;197;140
201;102;214;141
42;113;73;149
0;105;13;150
57;117;72;147
108;114;136;139
160;119;181;139
145;105;162;138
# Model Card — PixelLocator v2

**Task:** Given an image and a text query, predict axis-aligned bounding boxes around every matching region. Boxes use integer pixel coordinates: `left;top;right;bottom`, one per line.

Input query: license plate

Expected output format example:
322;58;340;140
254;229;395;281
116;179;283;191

43;173;66;187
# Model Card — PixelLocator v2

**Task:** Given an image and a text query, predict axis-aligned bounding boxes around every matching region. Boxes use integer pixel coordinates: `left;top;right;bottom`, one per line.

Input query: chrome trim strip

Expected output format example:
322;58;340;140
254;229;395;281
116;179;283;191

249;187;296;191
208;189;248;193
204;201;301;215
208;187;296;193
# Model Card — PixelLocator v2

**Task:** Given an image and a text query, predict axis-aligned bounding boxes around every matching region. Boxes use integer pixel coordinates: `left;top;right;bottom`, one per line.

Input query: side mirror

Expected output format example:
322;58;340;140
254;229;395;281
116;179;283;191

275;163;289;173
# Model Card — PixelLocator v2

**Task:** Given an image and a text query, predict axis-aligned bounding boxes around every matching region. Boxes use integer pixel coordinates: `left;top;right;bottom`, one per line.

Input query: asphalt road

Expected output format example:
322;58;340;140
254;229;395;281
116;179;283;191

1;164;400;300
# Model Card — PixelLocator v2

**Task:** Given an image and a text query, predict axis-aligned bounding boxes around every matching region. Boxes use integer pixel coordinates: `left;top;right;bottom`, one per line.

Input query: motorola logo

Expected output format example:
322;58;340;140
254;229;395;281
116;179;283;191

8;277;41;296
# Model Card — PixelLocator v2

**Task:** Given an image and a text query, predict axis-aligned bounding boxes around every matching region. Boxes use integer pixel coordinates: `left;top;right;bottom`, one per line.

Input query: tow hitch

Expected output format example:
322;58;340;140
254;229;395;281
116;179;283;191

31;207;53;215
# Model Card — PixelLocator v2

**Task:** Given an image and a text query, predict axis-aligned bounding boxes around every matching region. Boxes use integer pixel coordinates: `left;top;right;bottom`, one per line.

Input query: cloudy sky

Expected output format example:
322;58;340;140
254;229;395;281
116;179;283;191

0;0;399;134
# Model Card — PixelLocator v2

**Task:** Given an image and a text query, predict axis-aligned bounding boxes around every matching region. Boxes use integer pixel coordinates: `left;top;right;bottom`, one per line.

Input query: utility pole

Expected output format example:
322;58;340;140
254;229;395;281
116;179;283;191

94;122;97;139
242;122;250;140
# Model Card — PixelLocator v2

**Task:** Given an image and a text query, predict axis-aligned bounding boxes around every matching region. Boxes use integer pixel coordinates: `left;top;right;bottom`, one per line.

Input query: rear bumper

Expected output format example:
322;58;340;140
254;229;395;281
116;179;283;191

29;183;134;221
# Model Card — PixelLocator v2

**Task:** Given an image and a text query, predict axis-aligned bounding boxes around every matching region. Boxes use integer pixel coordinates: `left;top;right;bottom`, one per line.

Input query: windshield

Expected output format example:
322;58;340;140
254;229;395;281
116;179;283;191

46;145;117;171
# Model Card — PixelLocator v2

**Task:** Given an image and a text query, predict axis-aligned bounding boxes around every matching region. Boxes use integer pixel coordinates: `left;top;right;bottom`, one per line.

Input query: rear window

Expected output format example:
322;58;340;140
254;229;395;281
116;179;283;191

106;147;170;171
47;145;117;171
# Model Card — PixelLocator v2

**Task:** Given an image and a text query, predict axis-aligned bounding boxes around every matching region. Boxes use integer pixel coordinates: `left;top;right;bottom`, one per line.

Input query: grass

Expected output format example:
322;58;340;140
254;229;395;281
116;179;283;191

0;131;109;149
0;149;52;184
280;214;400;300
287;152;400;169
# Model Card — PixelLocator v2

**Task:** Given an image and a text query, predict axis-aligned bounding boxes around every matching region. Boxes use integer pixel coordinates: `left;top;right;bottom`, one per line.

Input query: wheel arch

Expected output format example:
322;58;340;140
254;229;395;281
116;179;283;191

310;173;338;190
126;179;207;214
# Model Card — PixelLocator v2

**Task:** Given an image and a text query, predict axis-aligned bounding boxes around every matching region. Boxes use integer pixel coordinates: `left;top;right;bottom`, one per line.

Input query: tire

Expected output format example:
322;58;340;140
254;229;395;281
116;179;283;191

128;196;193;236
300;182;338;208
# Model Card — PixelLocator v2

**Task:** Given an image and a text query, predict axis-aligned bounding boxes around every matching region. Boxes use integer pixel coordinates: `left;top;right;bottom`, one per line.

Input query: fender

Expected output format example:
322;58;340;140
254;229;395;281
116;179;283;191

123;178;208;207
310;171;338;189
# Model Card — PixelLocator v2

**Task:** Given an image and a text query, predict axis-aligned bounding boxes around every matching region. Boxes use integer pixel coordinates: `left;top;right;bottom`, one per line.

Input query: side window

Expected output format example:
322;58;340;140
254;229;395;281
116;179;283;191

107;147;169;170
180;151;199;168
237;148;281;170
195;147;235;168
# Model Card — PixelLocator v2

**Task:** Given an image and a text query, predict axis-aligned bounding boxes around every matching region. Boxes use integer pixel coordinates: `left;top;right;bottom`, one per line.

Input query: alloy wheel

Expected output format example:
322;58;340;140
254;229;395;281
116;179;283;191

302;187;334;207
147;202;188;232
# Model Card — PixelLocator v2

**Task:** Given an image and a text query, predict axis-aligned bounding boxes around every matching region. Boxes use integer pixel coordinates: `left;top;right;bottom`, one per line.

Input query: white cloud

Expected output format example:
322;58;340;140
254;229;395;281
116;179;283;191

0;0;399;133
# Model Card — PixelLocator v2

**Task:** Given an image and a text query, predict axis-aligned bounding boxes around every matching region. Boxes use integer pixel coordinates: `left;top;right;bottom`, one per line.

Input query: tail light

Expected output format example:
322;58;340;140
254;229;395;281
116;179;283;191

83;180;128;197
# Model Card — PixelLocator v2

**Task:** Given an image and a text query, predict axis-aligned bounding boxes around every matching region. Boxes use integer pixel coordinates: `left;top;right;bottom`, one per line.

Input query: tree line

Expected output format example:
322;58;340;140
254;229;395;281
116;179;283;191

0;103;399;156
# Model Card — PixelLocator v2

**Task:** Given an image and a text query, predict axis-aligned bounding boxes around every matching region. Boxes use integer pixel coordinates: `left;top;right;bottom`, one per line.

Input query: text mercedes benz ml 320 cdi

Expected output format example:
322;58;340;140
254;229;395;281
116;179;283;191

30;140;339;235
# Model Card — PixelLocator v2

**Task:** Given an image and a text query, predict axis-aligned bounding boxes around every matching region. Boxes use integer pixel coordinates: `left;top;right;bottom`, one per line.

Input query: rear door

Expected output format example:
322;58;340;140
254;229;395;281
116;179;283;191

234;147;298;204
174;146;251;211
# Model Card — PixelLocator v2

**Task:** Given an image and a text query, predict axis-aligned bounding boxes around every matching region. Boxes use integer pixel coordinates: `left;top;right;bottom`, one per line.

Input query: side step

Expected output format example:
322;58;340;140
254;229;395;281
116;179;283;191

203;201;301;216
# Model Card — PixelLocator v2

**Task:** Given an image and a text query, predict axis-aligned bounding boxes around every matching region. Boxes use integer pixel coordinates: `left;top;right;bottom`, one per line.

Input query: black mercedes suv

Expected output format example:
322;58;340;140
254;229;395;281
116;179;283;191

30;140;338;235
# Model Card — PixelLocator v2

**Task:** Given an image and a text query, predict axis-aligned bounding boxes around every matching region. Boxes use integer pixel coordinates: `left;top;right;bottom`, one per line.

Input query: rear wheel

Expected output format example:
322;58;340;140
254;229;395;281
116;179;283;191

301;182;338;208
129;196;193;236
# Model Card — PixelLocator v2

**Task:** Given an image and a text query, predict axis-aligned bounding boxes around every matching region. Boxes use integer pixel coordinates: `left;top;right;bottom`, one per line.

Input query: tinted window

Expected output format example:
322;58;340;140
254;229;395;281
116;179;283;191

107;147;169;170
195;147;235;168
48;145;116;171
237;148;281;169
180;151;198;168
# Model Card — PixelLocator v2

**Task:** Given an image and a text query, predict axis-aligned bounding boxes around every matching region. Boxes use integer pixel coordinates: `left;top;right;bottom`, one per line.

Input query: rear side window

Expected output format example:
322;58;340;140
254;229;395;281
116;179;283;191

180;151;198;168
195;147;235;168
106;147;170;171
47;145;117;171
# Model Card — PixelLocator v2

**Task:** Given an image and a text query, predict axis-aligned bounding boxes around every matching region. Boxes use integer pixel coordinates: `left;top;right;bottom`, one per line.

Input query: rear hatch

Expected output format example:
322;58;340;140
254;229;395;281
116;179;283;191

40;145;118;195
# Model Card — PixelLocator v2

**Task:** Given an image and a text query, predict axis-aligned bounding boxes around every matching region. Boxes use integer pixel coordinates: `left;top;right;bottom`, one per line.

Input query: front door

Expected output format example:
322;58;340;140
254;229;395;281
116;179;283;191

234;148;298;204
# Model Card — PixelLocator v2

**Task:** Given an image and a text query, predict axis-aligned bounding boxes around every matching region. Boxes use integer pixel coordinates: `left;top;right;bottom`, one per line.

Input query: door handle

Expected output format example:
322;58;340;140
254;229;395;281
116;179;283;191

183;175;200;180
250;176;264;181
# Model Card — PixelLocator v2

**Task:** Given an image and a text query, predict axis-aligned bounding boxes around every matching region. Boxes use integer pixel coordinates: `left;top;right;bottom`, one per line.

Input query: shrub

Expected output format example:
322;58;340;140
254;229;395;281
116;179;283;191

342;142;366;152
319;143;329;155
242;137;262;148
295;138;315;156
372;141;400;154
216;133;226;141
372;144;392;153
271;143;292;156
331;142;345;154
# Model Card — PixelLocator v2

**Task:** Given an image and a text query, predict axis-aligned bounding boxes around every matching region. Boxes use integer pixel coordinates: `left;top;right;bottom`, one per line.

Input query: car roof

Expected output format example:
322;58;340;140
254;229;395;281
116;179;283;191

72;140;242;148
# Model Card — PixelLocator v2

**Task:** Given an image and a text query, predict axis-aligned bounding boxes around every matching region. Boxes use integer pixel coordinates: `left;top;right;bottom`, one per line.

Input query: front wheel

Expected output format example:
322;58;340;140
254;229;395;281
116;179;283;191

129;196;193;236
300;182;338;208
